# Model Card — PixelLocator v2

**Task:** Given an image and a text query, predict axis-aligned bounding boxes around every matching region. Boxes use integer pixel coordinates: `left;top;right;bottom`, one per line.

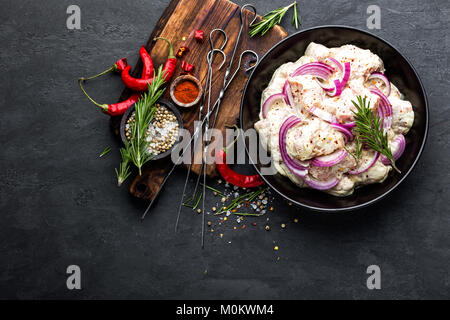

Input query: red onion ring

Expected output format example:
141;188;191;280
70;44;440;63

308;106;337;123
380;135;406;165
330;123;353;141
310;149;348;167
262;93;286;118
303;174;339;190
369;71;391;96
370;87;393;129
279;116;308;177
290;62;334;78
341;122;356;129
348;151;380;175
282;80;295;107
327;57;343;73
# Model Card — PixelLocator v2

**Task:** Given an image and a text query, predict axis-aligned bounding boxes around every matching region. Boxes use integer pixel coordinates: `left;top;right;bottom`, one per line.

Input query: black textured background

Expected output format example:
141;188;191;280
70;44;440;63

0;0;448;299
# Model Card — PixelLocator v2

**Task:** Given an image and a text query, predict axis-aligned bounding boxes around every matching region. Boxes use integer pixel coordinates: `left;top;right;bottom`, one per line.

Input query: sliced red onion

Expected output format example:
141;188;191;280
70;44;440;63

348;151;380;175
262;93;286;118
369;71;391;96
282;80;295;107
330;123;353;141
308;106;337;123
370;87;393;129
315;78;335;92
326;79;343;97
310;149;348;167
290;62;334;78
326;57;343;73
341;122;356;129
380;135;406;165
339;62;351;89
303;175;339;190
279;116;308;177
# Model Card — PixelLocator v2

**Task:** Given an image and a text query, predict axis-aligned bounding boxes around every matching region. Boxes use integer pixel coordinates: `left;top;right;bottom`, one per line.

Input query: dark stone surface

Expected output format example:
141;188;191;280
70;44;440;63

0;0;448;299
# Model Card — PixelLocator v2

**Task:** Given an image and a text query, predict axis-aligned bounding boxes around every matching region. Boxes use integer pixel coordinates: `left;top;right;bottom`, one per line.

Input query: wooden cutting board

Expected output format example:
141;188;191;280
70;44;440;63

111;0;287;201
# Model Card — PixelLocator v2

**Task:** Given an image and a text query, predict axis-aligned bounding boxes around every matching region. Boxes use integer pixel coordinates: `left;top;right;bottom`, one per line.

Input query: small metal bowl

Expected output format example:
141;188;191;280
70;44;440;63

120;99;183;161
169;75;203;108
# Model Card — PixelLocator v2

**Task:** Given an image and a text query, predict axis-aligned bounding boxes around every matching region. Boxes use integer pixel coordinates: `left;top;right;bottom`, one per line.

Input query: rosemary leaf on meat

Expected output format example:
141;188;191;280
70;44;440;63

351;96;400;173
116;66;166;185
344;135;363;166
249;2;300;37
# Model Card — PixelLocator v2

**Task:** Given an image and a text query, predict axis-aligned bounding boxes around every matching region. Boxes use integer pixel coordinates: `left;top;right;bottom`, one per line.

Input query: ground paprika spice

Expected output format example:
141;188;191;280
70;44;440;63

173;80;199;104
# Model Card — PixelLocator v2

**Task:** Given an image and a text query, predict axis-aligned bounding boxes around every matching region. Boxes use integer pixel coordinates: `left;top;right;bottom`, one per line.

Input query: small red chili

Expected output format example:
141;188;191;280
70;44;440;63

81;57;128;81
215;126;264;188
181;61;195;73
176;46;190;58
154;37;177;81
78;78;141;116
194;29;204;42
121;37;177;91
139;45;154;79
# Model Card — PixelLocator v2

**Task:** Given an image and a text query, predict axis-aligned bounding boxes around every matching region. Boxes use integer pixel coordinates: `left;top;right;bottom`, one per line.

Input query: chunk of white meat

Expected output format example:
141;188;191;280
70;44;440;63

328;79;379;123
390;97;414;134
328;176;355;196
285;117;345;161
304;42;331;61
330;44;384;80
309;151;357;182
351;159;392;185
288;75;324;118
254;104;293;162
261;62;295;104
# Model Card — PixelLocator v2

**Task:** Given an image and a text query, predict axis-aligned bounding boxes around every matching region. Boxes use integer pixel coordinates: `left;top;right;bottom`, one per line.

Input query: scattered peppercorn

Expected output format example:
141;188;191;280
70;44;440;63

265;225;270;231
274;246;279;251
281;223;286;229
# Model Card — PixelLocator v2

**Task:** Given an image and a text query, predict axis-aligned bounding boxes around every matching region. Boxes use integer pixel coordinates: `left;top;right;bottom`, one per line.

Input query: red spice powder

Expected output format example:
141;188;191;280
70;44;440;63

174;80;199;104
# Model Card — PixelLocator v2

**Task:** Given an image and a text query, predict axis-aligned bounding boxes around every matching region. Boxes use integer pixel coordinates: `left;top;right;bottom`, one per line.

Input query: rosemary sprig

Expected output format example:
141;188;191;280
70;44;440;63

116;66;166;186
351;96;400;173
344;135;363;165
99;146;111;158
249;2;300;37
215;187;267;215
115;148;132;187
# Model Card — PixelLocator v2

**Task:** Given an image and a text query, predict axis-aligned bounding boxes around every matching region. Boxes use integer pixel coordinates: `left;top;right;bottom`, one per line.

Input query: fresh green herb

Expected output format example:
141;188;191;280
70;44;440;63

344;135;363;165
351;96;400;173
99;146;111;158
200;183;225;196
249;2;300;37
115;148;132;187
215;187;267;215
292;1;299;29
232;212;264;217
182;191;202;210
116;66;167;185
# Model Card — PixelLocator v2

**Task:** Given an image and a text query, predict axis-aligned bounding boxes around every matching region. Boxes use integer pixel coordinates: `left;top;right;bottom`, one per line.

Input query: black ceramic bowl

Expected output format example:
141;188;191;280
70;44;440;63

240;26;428;213
120;99;183;161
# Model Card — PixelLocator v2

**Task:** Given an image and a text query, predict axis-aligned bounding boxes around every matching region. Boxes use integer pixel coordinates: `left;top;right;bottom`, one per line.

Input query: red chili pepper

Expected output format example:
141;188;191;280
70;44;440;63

194;29;204;42
81;57;128;81
121;37;177;91
78;78;141;116
176;46;190;58
153;37;177;81
215;127;264;188
181;61;195;73
139;45;154;79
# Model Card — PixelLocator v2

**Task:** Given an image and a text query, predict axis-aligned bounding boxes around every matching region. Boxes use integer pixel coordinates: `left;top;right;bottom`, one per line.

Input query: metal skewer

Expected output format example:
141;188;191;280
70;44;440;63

174;30;227;232
191;4;257;202
141;50;259;220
